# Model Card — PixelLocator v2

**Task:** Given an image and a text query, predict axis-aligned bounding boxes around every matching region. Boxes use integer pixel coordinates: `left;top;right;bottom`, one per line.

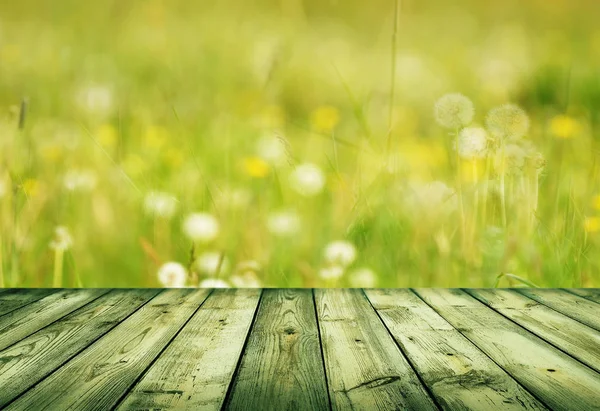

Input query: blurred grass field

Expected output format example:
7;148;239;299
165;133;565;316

1;0;600;288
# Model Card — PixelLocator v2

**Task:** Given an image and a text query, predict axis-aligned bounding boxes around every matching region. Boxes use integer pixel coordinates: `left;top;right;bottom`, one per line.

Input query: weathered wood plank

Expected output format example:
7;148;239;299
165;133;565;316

415;288;600;411
0;289;56;317
0;289;158;407
6;289;211;411
467;289;600;373
118;289;261;411
516;289;600;331
565;288;600;304
365;289;545;410
225;289;329;411
0;289;109;351
315;288;437;410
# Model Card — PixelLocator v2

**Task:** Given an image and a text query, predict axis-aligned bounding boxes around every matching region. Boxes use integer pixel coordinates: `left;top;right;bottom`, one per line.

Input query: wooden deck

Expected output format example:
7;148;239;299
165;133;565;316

0;289;599;410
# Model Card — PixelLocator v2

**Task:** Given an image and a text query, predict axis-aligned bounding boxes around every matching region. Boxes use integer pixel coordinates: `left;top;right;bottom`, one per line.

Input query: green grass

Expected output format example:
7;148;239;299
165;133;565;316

0;0;600;288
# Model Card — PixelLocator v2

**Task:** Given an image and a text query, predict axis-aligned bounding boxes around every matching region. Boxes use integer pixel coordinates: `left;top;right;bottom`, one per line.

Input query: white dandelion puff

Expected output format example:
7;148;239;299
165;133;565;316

194;252;230;277
144;191;178;219
434;93;474;129
349;268;377;288
230;262;262;288
289;163;326;197
183;213;219;243
406;181;457;217
267;210;301;237
318;265;345;280
456;127;489;159
494;143;527;175
199;279;231;288
157;262;187;288
49;226;73;251
324;241;357;267
76;83;114;116
63;169;98;192
256;134;288;166
486;104;530;141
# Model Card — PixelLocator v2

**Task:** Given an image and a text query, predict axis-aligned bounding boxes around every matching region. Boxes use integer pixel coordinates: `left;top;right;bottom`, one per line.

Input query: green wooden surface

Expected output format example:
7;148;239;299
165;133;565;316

0;288;599;410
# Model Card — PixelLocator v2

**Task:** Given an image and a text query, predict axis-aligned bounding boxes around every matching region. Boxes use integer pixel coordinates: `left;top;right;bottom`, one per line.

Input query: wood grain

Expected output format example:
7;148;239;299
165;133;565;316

467;288;600;373
118;288;261;411
0;289;158;407
315;288;437;410
0;289;108;351
0;289;56;317
365;289;545;410
564;288;600;304
6;289;211;411
226;289;329;411
416;288;600;410
516;289;600;331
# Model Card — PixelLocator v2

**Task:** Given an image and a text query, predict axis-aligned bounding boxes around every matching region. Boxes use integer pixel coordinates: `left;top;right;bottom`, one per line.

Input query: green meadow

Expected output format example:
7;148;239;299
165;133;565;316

1;0;600;288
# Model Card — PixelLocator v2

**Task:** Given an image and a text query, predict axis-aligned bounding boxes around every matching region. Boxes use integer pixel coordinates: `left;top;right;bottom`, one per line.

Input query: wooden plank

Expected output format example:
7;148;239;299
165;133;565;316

415;288;600;410
516;289;600;331
0;289;56;317
315;288;437;410
0;289;158;407
0;289;109;351
225;289;329;411
565;288;600;304
6;289;211;411
365;289;545;410
468;289;600;373
118;289;261;411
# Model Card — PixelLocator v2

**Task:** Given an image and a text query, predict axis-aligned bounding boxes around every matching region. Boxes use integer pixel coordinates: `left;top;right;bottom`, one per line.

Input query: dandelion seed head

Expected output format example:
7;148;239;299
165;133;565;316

144;191;178;219
319;265;345;280
49;226;73;251
486;104;530;141
267;210;301;237
230;261;262;288
406;181;457;216
183;213;219;243
324;241;357;267
157;262;187;288
199;278;231;288
63;169;98;192
194;252;230;277
76;83;114;116
456;127;488;159
349;268;377;288
289;163;326;197
494;143;527;174
434;93;474;129
256;134;288;166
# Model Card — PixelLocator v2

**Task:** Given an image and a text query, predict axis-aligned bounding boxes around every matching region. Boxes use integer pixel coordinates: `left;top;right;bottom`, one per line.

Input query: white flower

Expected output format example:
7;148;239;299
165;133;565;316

257;134;288;166
183;213;219;243
194;252;230;277
199;279;230;288
49;226;73;251
319;266;345;280
63;169;97;192
289;163;326;197
434;93;474;129
144;191;178;219
405;181;457;217
486;104;529;141
230;273;262;288
267;210;301;237
324;241;357;267
456;127;488;159
76;84;114;116
157;262;187;288
494;144;527;175
349;268;377;288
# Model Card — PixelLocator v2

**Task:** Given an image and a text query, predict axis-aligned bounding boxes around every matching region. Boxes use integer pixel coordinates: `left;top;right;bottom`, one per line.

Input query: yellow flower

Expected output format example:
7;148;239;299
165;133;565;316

550;115;580;139
460;159;485;183
163;147;184;168
243;157;270;178
97;124;118;148
584;217;600;233
311;105;340;132
40;145;63;163
22;179;40;197
144;126;168;150
593;195;600;210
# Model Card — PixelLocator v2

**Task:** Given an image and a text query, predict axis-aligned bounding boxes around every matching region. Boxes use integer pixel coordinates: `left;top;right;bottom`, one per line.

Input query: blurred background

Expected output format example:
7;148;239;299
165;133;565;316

1;0;600;288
